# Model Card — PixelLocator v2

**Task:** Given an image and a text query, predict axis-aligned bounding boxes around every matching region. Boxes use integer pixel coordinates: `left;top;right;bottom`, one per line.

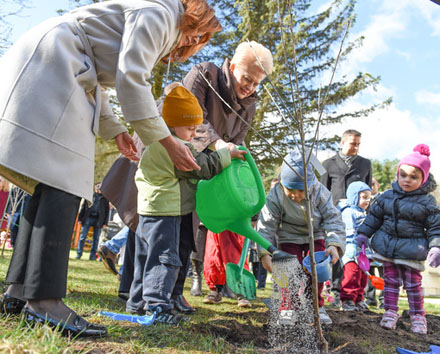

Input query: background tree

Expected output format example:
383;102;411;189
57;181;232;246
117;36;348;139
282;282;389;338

0;0;29;54
235;0;391;182
371;158;399;192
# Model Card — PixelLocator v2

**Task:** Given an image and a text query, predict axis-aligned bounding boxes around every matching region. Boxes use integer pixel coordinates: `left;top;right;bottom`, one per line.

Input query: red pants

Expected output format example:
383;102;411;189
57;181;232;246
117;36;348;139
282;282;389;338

340;261;368;303
203;230;249;290
280;240;326;307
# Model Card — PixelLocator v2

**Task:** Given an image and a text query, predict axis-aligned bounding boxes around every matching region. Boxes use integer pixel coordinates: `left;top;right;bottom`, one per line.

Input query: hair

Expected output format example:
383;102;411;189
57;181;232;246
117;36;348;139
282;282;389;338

230;41;273;75
167;0;222;62
342;129;362;140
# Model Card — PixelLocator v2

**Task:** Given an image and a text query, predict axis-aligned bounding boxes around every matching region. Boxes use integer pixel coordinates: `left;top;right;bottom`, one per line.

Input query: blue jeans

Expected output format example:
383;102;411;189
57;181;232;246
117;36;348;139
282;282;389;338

76;216;101;260
126;215;183;313
105;225;129;254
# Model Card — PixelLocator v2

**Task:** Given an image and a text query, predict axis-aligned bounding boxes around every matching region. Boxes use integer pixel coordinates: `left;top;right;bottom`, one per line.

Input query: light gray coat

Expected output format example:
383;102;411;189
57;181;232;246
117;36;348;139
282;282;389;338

0;0;180;201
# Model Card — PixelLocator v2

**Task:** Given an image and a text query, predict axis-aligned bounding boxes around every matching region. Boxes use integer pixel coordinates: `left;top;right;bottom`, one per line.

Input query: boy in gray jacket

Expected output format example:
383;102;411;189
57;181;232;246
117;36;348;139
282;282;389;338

257;151;345;325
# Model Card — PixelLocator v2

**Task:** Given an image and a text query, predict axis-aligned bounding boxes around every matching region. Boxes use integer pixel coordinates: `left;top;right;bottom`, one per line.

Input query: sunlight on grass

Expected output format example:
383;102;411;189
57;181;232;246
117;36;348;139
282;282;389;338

1;249;439;352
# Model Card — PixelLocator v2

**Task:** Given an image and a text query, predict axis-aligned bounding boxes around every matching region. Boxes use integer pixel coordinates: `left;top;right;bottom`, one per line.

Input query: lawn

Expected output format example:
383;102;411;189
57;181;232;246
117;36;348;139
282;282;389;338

1;248;440;353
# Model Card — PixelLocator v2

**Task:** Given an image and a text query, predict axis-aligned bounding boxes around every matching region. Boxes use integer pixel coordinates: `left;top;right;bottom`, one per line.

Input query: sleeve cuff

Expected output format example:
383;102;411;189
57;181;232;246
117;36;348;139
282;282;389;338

98;115;128;140
216;148;231;169
130;117;171;146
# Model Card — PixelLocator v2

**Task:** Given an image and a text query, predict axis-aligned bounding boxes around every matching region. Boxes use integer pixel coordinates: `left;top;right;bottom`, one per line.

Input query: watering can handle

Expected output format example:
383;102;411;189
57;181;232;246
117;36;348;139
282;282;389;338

237;146;266;210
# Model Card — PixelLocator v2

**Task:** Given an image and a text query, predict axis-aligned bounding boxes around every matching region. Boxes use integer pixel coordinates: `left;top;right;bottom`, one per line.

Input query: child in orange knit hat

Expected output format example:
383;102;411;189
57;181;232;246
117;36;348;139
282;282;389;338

126;83;245;324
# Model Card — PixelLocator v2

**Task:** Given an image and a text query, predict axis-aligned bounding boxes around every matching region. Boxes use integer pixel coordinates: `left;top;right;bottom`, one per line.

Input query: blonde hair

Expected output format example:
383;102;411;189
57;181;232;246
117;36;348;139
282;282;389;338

231;41;273;75
167;0;222;63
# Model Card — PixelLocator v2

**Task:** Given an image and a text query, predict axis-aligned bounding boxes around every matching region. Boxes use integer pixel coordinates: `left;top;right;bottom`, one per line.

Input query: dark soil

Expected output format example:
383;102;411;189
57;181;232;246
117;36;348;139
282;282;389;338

194;307;440;353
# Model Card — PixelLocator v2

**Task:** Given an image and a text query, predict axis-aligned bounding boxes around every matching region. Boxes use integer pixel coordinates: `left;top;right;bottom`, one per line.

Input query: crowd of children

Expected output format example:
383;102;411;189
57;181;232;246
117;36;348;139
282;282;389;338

253;143;440;335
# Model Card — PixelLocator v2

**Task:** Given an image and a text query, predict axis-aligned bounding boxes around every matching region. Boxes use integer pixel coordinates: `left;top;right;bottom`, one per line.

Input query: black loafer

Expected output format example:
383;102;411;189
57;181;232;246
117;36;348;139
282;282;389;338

0;293;26;315
22;307;107;338
172;295;196;314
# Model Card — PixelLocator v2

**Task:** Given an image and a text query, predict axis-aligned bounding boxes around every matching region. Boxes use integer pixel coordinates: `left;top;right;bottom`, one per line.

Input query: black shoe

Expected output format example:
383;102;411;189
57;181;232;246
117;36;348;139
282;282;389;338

0;293;26;315
117;292;129;305
172;295;196;314
22;307;107;337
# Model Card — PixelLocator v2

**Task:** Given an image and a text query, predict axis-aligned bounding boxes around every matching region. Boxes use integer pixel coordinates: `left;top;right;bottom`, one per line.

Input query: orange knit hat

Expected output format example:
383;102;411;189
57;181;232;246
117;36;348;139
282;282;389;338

162;84;203;127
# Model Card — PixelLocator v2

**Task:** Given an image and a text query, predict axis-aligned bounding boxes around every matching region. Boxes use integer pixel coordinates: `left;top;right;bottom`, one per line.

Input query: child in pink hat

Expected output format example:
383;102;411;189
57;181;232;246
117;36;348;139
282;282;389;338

356;144;440;334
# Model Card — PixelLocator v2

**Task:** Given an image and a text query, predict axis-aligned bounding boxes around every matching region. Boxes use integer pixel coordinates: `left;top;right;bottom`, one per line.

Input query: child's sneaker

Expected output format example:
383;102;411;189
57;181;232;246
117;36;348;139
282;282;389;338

380;309;398;330
341;300;357;311
203;290;222;304
237;296;252;308
410;314;427;334
318;307;332;325
149;307;188;325
355;300;369;311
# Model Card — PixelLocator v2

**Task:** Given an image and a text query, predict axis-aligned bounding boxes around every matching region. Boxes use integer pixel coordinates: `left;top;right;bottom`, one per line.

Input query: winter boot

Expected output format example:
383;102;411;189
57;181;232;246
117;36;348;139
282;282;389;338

190;259;203;296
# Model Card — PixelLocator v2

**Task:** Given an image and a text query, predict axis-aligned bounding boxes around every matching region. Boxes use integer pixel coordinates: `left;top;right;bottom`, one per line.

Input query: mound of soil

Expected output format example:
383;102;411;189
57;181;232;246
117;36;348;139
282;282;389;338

194;308;440;353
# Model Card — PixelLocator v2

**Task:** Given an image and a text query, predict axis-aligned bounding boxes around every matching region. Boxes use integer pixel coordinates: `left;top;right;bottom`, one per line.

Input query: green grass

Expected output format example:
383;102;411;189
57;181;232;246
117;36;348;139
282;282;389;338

0;249;273;353
1;249;439;352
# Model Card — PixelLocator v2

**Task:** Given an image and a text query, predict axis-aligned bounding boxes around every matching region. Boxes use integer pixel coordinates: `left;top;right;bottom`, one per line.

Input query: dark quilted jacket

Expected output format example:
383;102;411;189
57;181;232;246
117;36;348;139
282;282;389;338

358;174;440;261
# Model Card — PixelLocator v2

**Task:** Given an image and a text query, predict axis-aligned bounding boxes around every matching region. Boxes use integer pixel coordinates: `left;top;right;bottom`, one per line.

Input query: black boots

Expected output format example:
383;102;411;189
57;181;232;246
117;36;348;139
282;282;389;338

190;259;203;296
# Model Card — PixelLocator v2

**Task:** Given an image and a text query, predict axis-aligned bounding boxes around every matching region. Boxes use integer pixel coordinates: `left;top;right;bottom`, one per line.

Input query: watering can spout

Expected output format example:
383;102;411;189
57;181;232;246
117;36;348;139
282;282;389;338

228;219;272;251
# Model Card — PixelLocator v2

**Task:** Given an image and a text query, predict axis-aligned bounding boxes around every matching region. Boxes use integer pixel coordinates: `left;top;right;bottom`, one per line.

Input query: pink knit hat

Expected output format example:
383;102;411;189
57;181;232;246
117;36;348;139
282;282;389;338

397;144;431;185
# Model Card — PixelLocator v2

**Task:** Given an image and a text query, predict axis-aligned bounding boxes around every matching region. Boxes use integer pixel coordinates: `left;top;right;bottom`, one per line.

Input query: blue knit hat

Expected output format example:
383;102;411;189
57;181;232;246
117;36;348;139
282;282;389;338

280;151;315;190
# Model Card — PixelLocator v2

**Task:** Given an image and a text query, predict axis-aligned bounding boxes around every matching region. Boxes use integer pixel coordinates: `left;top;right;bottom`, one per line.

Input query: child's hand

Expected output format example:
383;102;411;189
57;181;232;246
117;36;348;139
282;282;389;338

325;246;339;264
261;255;273;273
230;148;247;161
427;246;440;268
356;234;369;248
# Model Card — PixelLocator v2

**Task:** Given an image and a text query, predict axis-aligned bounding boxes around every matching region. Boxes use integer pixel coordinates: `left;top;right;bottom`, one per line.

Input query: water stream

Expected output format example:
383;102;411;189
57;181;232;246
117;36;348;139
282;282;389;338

268;257;319;353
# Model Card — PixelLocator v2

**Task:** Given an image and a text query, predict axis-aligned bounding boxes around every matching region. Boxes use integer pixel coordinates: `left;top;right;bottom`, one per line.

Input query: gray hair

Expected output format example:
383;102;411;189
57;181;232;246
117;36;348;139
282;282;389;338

231;41;273;75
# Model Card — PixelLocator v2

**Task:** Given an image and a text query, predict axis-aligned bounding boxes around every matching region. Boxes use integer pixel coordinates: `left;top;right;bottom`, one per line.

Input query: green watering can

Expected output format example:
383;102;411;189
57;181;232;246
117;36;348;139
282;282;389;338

196;146;294;299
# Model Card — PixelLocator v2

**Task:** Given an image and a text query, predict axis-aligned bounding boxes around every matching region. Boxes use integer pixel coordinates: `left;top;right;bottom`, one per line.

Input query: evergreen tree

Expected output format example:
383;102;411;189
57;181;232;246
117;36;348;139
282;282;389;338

371;158;399;192
234;0;390;179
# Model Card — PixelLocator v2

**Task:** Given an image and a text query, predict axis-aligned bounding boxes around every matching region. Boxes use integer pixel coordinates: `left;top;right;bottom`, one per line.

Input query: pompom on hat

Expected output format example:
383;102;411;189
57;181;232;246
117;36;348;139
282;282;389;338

162;83;203;127
397;144;431;185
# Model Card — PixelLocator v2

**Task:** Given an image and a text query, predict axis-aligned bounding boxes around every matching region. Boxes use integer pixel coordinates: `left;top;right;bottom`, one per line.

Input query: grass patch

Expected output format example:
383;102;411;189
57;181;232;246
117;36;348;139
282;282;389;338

1;249;440;352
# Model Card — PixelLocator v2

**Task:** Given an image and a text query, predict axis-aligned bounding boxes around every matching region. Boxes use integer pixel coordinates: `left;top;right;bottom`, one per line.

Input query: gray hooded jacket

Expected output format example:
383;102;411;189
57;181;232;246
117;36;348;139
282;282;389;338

257;181;346;258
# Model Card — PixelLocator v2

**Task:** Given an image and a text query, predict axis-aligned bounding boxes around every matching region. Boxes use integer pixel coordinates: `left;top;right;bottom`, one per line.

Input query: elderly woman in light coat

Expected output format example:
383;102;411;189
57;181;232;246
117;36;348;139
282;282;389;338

0;0;221;337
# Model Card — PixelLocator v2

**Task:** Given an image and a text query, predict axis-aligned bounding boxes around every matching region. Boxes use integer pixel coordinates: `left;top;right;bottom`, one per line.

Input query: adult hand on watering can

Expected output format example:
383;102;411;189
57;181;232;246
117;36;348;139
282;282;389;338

260;255;273;273
325;245;339;264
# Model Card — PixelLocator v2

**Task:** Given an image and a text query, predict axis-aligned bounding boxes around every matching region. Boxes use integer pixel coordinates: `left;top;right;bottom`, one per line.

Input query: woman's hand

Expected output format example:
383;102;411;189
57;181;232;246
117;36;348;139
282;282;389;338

325;245;339;264
261;255;273;273
160;135;201;171
115;132;139;161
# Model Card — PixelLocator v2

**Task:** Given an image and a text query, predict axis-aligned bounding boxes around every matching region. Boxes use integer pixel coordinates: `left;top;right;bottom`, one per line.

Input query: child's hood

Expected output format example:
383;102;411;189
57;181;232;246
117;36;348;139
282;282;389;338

346;181;371;207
